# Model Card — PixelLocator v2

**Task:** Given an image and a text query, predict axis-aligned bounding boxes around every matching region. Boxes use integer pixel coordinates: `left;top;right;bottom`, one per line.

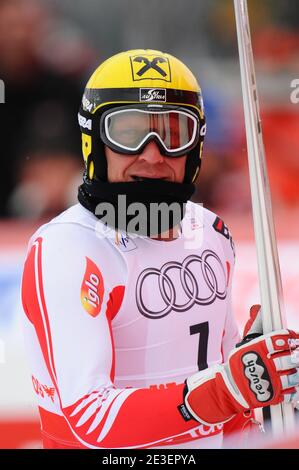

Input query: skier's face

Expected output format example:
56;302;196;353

105;142;187;183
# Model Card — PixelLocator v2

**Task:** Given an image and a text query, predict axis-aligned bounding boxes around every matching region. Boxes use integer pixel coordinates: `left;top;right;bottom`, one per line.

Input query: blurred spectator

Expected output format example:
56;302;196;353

8;152;82;219
253;27;299;72
202;0;270;58
202;0;299;63
196;104;299;213
0;0;96;218
262;107;299;208
194;88;252;212
195;149;252;213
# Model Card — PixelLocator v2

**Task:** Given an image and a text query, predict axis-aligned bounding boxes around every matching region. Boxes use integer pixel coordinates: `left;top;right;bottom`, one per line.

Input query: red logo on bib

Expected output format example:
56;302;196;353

81;257;104;317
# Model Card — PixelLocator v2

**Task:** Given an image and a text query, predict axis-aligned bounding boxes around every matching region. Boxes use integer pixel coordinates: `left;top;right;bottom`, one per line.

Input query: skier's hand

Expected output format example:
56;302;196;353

184;329;299;426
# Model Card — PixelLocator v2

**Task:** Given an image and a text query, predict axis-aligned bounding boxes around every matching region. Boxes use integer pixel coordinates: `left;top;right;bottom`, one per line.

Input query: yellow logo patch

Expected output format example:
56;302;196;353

130;54;171;82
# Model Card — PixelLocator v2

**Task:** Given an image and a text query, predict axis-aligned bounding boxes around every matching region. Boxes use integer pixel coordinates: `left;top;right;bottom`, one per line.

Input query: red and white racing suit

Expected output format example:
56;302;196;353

21;201;240;449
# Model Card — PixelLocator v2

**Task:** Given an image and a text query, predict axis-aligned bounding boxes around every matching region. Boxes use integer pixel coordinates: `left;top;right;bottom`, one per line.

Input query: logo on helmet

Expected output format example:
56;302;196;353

140;88;166;102
130;55;171;82
82;95;93;112
78;113;92;130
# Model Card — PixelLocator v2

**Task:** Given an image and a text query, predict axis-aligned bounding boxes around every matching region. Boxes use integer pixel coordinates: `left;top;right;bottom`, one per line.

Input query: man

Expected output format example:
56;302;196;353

21;49;299;449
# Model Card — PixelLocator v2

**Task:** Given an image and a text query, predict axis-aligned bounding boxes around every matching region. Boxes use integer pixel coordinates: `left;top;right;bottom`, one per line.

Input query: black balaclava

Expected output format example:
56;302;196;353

78;173;195;237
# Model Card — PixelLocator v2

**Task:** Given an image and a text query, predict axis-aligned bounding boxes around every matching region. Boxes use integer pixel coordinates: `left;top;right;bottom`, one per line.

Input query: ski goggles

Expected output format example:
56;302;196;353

99;106;203;157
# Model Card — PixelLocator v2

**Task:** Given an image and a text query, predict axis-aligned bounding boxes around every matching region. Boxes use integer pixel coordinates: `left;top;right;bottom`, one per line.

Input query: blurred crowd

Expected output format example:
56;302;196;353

196;0;299;212
0;0;299;220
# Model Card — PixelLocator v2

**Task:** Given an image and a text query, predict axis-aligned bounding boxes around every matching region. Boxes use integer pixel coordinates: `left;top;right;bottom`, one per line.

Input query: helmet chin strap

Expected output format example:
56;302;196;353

78;176;195;237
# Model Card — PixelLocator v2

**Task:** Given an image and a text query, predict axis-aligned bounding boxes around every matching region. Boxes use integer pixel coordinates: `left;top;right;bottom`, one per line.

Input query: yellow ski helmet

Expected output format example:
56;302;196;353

78;49;206;183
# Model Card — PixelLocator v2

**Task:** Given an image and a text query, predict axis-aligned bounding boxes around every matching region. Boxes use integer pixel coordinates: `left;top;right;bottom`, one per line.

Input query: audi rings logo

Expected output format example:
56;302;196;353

135;250;227;319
